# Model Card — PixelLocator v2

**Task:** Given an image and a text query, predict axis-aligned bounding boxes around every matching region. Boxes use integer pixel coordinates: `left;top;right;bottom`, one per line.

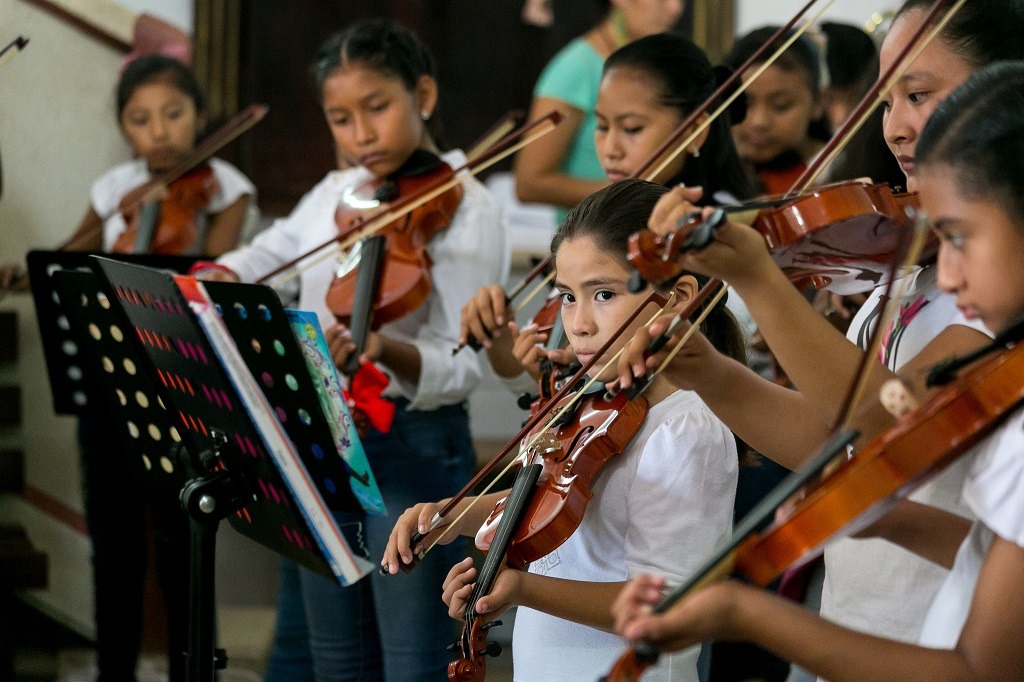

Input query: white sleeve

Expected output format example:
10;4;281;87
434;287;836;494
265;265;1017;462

207;158;256;213
399;179;511;410
963;408;1024;547
216;180;326;282
624;407;738;583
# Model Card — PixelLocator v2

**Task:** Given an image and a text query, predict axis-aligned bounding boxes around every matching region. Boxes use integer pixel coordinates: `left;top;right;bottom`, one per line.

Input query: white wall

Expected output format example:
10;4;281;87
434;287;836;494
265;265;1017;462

736;0;899;36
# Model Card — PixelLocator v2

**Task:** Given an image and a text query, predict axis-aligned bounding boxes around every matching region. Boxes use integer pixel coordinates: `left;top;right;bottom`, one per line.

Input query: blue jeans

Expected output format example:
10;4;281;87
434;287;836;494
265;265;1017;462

266;401;476;681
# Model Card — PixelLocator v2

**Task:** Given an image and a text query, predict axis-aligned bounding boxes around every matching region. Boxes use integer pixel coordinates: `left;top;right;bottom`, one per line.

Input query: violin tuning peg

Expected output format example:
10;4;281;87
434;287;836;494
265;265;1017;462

517;392;538;410
480;619;503;631
483;641;503;658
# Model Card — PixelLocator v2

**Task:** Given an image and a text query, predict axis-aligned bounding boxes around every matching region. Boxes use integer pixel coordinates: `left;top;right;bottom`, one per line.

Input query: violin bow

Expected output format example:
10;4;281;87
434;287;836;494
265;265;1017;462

466;0;843;356
385;290;676;574
257;110;564;290
0;35;28;71
632;0;965;384
60;103;269;251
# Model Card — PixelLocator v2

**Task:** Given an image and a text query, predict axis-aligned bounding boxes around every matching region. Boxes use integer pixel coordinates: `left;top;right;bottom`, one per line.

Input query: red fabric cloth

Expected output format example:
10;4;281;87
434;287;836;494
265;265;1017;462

344;363;395;433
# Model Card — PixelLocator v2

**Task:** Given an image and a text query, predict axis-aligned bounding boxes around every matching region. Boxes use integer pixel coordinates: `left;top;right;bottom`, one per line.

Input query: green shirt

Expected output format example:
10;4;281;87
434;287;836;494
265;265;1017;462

534;37;606;224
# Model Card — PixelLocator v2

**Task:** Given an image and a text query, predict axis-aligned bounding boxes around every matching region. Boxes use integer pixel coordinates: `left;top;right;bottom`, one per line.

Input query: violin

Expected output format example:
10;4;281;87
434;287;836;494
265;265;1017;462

112;163;220;255
628;180;924;296
327;150;464;328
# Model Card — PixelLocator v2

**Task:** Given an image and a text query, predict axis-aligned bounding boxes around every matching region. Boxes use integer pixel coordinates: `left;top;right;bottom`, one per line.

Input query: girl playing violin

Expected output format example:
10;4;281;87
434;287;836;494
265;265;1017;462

199;19;508;680
613;0;1024;650
0;54;255;288
723;26;830;196
461;33;753;393
385;178;745;681
611;59;1024;682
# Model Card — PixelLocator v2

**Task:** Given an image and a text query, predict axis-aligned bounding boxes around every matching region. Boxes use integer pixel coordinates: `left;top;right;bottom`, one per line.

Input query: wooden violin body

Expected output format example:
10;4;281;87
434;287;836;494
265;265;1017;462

326;157;464;327
475;390;649;567
628;181;926;296
735;339;1024;586
112;163;219;255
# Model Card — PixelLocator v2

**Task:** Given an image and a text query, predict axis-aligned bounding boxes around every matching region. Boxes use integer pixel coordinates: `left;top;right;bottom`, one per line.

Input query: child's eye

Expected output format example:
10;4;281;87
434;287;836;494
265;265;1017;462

595;290;615;302
369;100;389;112
908;91;930;104
623;126;643;135
330;117;349;127
558;291;575;305
770;100;795;115
595;123;608;133
946;232;966;249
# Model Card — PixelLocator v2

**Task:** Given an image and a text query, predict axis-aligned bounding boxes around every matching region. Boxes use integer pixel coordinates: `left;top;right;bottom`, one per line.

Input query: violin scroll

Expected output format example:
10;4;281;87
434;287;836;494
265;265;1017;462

626;209;726;292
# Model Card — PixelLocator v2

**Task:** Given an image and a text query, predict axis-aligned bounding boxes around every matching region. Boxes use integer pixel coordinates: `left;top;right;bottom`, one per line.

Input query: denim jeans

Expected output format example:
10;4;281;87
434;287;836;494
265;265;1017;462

266;400;476;681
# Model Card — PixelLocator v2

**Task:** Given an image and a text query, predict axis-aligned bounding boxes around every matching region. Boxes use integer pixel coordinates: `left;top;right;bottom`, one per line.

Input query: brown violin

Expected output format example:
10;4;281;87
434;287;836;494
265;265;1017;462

628;180;924;296
112;163;220;255
326;150;464;328
603;317;1024;681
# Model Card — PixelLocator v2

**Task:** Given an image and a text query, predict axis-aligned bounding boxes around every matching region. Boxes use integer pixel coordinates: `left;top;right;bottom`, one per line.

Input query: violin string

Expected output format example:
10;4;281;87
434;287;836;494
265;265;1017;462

797;0;968;191
642;0;840;183
263;118;561;290
416;296;675;558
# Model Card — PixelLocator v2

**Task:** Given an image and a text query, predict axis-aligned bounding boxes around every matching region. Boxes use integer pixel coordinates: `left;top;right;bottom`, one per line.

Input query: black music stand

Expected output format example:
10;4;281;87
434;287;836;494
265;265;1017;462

26;250;199;415
88;256;373;682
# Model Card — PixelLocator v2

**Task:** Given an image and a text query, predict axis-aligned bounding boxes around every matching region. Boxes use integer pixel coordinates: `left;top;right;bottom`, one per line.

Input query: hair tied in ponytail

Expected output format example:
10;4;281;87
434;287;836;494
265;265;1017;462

712;64;747;125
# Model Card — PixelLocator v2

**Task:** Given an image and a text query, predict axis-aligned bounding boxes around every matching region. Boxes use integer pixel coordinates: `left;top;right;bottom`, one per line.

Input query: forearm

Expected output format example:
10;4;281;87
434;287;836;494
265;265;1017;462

378;335;422;387
514;170;607;209
861;499;972;569
732;585;975;682
518;574;625;631
693;355;831;469
486;333;527;378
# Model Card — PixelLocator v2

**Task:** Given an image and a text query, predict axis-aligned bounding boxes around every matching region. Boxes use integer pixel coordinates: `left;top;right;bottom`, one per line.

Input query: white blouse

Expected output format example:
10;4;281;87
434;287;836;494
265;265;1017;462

218;149;510;411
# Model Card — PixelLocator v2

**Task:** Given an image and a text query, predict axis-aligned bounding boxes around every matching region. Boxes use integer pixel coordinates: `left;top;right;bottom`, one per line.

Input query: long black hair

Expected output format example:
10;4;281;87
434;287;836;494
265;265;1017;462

895;0;1024;68
917;60;1024;223
551;178;746;365
605;34;754;201
314;19;445;147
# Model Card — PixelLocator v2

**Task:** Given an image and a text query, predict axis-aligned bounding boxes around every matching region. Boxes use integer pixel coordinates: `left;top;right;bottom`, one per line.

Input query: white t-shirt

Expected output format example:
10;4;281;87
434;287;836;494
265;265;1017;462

821;265;992;642
218;149;510;411
511;389;738;681
918;404;1024;647
90;157;255;254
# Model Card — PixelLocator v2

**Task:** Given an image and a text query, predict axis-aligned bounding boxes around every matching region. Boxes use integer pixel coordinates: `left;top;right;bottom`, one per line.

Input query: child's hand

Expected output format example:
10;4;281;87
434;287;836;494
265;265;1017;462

0;263;25;290
326;323;381;369
647;185;773;290
612;576;744;652
509;322;550;381
442;557;520;622
460;284;511;350
608;314;721;395
381;500;459;574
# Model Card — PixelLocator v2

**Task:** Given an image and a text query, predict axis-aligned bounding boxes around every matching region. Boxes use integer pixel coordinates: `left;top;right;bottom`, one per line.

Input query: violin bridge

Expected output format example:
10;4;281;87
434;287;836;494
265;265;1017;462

527;432;563;462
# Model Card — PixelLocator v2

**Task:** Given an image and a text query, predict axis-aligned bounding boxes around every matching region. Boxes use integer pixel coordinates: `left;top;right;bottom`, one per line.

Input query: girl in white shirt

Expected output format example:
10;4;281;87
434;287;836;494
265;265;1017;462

200;19;508;682
383;178;744;681
611;59;1024;682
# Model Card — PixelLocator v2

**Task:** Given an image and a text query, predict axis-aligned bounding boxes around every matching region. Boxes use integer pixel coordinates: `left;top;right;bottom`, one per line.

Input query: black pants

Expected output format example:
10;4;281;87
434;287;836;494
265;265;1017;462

78;415;190;681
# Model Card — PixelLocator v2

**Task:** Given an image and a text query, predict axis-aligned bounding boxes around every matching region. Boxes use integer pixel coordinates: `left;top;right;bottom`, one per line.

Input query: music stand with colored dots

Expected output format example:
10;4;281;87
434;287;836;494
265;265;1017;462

90;256;375;682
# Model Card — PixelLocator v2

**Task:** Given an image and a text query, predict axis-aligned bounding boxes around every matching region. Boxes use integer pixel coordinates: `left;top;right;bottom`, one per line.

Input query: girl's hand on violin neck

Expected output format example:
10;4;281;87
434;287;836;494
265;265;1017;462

0;263;24;290
609;314;721;396
509;322;551;381
326;323;382;369
460;284;513;350
613;576;744;652
442;557;519;622
647;187;773;291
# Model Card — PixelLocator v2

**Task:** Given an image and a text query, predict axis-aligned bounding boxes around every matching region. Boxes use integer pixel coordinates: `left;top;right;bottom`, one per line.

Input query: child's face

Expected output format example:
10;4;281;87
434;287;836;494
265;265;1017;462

595;68;687;184
879;8;974;192
615;0;685;38
732;64;818;165
921;164;1024;333
555;235;660;381
321;64;434;178
119;79;202;173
